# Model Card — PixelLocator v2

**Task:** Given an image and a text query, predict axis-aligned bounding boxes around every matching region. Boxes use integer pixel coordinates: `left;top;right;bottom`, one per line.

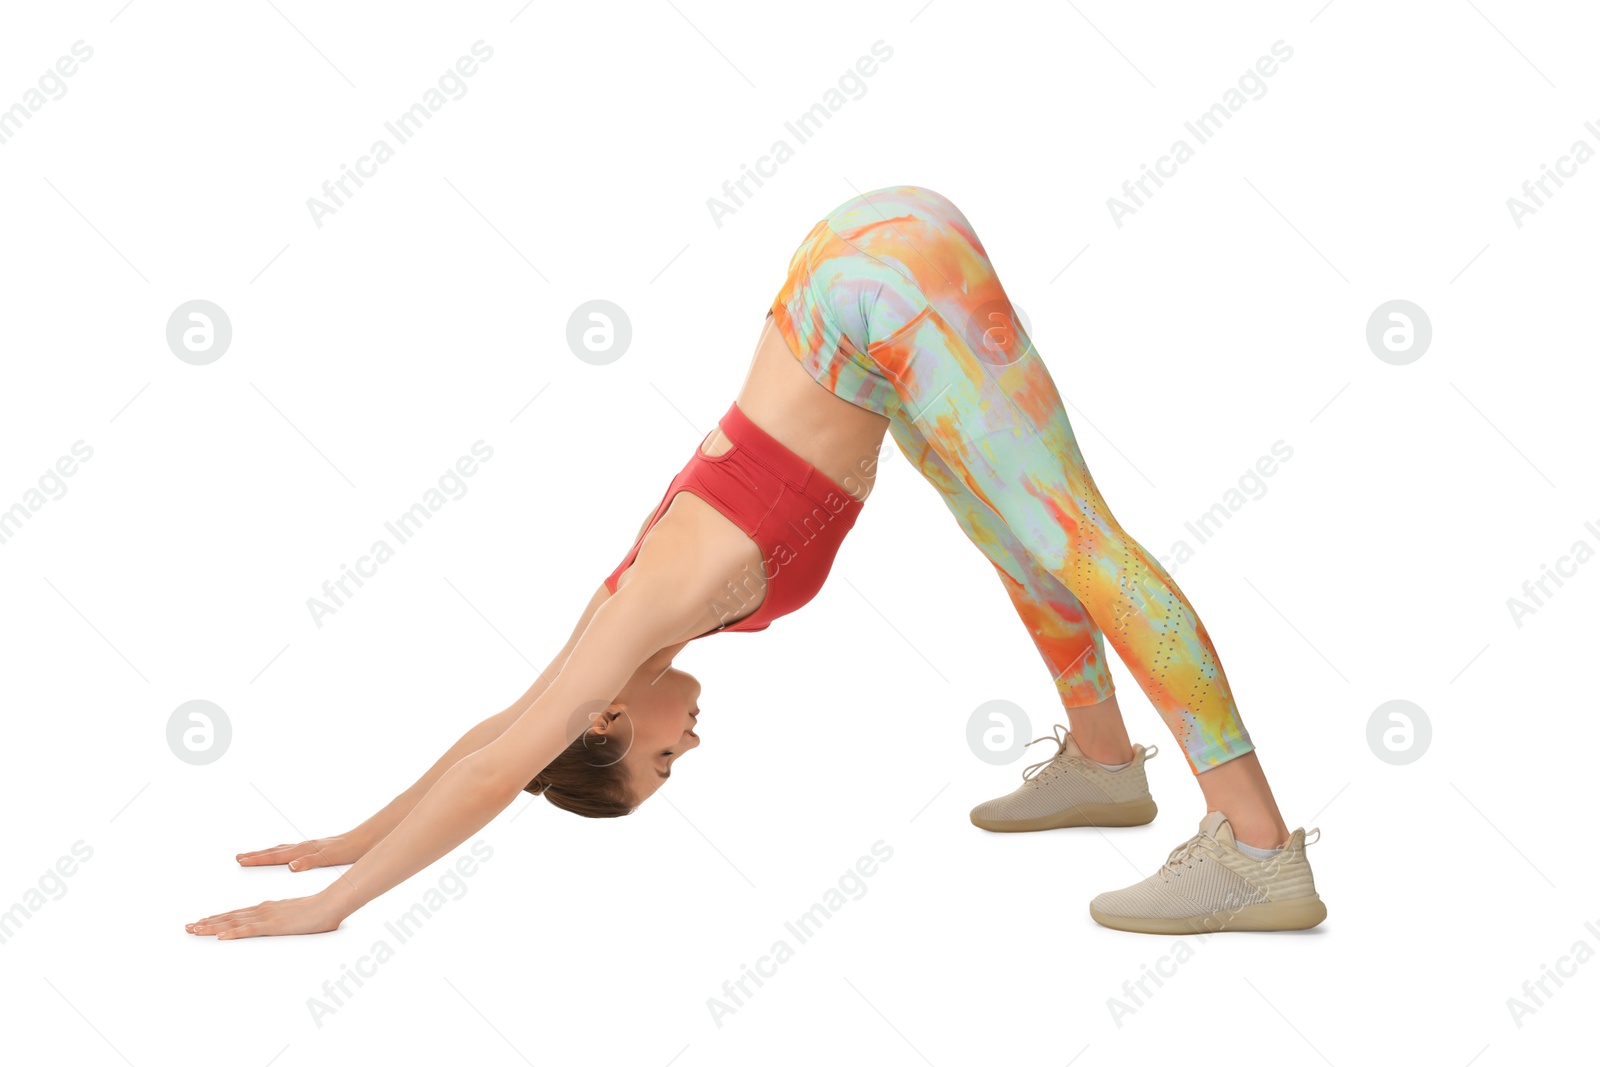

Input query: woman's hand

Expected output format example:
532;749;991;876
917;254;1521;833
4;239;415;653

185;892;346;939
235;835;367;872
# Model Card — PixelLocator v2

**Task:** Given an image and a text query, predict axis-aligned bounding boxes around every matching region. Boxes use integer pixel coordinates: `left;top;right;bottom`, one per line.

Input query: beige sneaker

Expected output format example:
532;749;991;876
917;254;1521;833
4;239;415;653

1090;811;1327;934
969;725;1159;832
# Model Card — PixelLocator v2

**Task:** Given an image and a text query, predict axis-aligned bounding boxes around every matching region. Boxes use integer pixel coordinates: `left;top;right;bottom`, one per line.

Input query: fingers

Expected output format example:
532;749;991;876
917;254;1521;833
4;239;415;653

190;918;263;939
287;847;328;873
185;907;311;939
188;904;262;925
186;909;261;935
214;915;289;940
236;842;313;866
216;921;270;940
236;840;341;870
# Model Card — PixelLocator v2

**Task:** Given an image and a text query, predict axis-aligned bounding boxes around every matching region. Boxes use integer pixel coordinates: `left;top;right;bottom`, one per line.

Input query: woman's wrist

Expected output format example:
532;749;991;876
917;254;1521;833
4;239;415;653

318;872;367;920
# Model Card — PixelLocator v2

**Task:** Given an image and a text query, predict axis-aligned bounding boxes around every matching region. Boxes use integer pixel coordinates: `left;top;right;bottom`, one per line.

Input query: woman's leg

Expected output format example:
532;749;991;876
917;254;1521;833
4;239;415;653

786;186;1287;846
889;416;1140;765
887;419;1108;702
904;365;1287;843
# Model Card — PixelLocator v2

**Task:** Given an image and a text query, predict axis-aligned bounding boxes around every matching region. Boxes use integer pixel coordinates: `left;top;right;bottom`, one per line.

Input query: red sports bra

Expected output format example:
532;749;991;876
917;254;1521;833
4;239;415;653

603;401;863;639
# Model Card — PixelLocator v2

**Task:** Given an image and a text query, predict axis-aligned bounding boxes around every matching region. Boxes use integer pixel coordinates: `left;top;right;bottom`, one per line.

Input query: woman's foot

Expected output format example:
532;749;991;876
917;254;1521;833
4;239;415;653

969;726;1160;832
1089;811;1326;934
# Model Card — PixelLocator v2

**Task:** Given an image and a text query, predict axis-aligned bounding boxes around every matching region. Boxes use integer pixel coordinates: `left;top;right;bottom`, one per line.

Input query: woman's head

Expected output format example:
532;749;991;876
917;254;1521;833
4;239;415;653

524;664;701;817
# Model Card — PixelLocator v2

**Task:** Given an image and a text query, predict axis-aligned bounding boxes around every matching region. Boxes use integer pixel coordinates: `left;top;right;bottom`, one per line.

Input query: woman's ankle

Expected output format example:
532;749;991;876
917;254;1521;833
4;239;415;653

1065;721;1135;764
1064;697;1135;765
1224;814;1292;851
1076;736;1136;766
1195;751;1291;848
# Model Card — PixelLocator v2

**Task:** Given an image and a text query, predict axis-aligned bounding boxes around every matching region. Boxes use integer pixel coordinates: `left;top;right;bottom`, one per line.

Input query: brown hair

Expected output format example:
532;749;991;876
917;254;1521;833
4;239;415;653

524;733;636;818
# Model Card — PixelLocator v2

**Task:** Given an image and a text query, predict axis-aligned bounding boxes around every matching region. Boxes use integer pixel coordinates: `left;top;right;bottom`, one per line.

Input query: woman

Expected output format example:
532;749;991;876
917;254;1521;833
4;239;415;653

186;186;1325;939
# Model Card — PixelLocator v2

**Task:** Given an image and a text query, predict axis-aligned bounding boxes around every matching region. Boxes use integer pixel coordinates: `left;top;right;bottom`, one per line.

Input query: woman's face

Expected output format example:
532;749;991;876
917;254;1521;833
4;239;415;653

592;665;701;806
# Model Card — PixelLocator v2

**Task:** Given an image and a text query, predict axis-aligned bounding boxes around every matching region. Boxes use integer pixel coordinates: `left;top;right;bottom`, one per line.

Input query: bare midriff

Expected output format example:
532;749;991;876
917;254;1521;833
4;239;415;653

721;312;891;503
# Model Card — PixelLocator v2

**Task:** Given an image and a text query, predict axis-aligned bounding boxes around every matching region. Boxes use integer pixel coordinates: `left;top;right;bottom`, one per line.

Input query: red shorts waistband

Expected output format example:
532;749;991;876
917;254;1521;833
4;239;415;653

718;401;860;507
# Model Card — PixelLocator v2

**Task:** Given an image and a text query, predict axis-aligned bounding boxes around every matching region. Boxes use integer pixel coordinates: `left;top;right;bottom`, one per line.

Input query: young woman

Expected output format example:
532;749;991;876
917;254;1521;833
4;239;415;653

186;186;1325;940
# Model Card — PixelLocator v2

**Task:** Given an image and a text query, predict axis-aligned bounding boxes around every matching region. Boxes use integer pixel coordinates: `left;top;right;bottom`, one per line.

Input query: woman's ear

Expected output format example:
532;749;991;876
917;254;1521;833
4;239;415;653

591;702;627;734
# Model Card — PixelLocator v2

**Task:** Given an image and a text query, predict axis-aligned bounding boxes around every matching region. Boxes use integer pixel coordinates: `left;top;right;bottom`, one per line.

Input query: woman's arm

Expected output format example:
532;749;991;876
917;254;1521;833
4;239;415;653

235;580;617;872
187;576;686;939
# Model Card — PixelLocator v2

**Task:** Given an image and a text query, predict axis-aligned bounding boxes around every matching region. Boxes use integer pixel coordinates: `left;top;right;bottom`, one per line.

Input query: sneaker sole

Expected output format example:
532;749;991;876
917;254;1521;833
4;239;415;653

1089;894;1327;934
970;796;1158;833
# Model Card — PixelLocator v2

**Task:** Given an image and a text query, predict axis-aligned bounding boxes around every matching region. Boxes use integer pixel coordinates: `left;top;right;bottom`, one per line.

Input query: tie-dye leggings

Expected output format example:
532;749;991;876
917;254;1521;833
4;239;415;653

770;186;1253;773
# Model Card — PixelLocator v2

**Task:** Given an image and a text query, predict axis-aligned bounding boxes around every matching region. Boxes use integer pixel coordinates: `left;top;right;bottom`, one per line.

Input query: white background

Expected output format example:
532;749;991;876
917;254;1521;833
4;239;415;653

2;1;1595;1064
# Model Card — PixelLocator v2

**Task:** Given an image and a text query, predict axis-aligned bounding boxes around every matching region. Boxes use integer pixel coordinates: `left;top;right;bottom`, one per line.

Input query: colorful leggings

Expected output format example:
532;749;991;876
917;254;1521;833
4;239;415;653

770;186;1253;773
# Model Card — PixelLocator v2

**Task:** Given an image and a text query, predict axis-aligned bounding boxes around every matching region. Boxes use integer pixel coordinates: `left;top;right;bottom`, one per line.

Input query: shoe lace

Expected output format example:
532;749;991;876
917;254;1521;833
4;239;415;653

1019;724;1080;785
1158;832;1218;882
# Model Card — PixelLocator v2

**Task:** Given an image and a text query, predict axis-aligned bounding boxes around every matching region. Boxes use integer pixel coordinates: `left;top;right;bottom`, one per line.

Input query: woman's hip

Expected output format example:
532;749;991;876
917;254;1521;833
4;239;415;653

770;184;1029;415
